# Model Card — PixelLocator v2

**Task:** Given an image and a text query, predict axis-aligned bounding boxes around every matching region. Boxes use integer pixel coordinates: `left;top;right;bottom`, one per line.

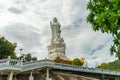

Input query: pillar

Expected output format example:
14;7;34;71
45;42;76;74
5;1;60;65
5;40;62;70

29;71;34;80
7;71;14;80
14;76;17;80
46;68;50;80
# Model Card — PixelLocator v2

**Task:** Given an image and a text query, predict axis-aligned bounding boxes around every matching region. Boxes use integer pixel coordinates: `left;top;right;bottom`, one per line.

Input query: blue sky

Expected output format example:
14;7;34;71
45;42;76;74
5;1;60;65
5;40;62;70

0;0;117;67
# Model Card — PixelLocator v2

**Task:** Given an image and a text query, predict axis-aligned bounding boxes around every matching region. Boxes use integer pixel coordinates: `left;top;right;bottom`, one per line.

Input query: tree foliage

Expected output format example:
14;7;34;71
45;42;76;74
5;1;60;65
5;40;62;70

0;35;37;61
72;58;83;66
98;60;120;72
25;53;37;61
87;0;120;59
0;36;17;59
18;53;37;62
97;63;109;70
98;61;120;79
109;60;120;72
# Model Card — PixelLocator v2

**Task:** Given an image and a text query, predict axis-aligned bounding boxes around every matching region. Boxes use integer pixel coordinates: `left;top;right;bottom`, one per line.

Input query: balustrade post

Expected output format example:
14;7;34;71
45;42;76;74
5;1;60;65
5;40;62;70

20;58;23;65
7;56;11;65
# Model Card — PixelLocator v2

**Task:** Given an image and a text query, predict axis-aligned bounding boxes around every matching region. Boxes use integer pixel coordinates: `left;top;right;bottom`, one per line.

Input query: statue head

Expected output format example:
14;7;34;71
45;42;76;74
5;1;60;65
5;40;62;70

53;17;57;23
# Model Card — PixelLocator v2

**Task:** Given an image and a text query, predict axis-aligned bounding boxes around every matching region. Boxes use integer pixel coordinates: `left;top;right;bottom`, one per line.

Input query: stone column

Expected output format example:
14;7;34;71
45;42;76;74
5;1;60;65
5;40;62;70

14;76;17;80
7;71;14;80
46;68;50;80
29;71;34;80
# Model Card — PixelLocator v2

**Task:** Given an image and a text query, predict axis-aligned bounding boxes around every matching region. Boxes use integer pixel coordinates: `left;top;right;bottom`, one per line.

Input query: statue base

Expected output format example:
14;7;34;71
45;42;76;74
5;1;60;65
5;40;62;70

48;38;67;60
48;52;67;60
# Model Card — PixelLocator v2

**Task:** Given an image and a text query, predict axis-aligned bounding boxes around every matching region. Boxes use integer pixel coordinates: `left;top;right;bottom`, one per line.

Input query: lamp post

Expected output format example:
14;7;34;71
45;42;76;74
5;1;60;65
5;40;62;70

20;48;23;55
19;48;23;60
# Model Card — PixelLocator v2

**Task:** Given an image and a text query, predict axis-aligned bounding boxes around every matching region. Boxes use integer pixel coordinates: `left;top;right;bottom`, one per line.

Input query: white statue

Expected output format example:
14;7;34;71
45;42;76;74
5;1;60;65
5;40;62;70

50;17;61;42
48;17;67;60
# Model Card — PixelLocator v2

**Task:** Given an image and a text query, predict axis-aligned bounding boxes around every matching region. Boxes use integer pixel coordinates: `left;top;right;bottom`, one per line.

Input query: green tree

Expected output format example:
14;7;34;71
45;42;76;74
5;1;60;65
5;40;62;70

97;63;109;70
87;0;120;59
72;58;83;66
109;60;120;72
98;60;120;72
0;36;17;59
18;53;37;62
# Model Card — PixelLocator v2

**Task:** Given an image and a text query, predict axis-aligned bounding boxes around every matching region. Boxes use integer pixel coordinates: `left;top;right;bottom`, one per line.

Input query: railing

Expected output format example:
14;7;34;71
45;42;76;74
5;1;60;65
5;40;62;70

22;59;120;76
0;56;23;66
0;58;120;76
0;56;23;71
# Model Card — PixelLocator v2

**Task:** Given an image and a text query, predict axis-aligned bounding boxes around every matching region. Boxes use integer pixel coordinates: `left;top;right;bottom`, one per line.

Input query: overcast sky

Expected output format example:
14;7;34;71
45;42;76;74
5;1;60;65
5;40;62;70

0;0;117;67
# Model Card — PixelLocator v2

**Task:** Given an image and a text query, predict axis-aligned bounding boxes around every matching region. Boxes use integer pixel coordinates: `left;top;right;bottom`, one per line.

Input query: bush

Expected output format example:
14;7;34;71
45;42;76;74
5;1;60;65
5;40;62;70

72;58;83;66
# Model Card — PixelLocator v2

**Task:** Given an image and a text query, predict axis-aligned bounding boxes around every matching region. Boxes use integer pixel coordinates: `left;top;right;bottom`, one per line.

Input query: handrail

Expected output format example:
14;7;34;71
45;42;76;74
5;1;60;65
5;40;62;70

0;57;23;66
0;58;120;76
21;59;120;76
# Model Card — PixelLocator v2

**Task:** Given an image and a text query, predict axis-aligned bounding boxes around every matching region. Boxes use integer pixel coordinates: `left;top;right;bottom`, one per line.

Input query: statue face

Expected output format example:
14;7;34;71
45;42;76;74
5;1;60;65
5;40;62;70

53;17;57;23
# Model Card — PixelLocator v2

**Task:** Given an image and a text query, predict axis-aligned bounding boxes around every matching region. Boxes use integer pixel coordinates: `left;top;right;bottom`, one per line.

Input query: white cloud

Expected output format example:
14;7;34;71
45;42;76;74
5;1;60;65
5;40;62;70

0;0;117;67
